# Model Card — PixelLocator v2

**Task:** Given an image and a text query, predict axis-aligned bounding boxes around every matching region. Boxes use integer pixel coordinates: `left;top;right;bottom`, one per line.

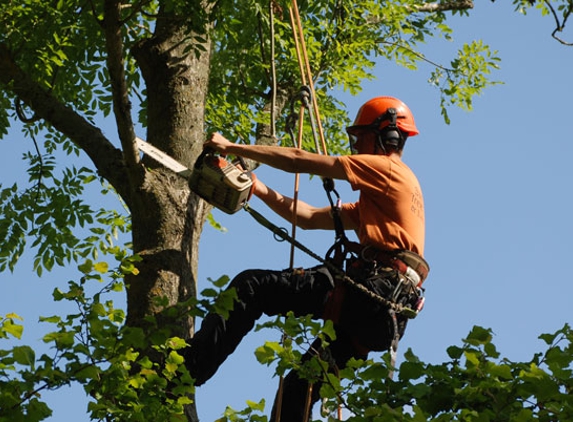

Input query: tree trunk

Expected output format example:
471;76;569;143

128;13;214;422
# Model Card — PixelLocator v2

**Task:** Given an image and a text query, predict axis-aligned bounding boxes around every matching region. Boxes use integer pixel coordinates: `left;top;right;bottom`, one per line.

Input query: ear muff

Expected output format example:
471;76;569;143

374;109;407;153
380;129;402;143
376;129;403;153
382;129;401;145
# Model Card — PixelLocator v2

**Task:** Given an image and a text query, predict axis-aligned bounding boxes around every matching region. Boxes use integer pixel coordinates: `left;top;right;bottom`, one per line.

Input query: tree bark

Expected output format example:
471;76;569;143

128;11;214;422
125;8;212;320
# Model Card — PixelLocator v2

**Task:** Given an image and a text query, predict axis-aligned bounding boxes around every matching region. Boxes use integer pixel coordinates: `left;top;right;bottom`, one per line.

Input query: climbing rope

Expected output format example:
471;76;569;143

269;0;277;140
288;0;328;155
263;2;369;420
269;2;327;419
288;3;332;418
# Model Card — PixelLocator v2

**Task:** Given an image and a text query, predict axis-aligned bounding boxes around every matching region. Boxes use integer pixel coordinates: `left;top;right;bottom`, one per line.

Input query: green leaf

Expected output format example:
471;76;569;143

78;260;93;274
43;331;75;348
246;398;265;412
93;261;108;273
52;288;64;301
398;359;425;381
465;325;493;345
464;350;480;368
125;349;139;362
447;345;464;359
166;350;185;366
13;345;35;368
166;337;187;350
2;318;24;339
27;398;53;420
255;341;282;365
177;396;193;406
490;363;513;380
165;361;179;374
75;365;100;382
211;275;231;288
5;312;22;321
39;315;62;324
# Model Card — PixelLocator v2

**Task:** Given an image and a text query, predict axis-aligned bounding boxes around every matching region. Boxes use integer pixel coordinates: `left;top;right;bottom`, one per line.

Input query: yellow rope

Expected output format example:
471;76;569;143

289;6;345;420
269;0;277;139
274;3;342;420
290;0;328;156
286;1;333;267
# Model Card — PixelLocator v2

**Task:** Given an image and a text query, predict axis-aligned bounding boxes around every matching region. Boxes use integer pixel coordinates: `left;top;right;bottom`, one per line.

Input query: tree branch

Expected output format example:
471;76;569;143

103;0;140;167
0;42;132;203
377;40;456;73
416;0;474;12
546;0;573;46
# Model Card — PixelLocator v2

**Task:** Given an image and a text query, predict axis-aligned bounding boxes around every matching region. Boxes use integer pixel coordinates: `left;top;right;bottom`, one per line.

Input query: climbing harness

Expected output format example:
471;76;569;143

244;203;429;318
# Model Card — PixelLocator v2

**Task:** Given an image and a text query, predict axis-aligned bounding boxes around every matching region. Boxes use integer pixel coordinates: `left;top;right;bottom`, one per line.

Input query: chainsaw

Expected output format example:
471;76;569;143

136;137;253;214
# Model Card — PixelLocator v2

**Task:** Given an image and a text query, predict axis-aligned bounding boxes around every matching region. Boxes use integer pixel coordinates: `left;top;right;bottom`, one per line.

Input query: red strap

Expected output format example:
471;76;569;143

322;282;346;324
323;283;371;356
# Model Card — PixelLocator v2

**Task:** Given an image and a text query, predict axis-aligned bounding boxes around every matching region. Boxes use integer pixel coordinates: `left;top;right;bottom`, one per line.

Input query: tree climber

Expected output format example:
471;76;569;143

184;96;429;421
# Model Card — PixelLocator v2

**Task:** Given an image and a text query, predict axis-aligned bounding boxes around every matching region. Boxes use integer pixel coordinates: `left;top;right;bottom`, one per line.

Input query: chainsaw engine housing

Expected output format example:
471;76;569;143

189;151;253;214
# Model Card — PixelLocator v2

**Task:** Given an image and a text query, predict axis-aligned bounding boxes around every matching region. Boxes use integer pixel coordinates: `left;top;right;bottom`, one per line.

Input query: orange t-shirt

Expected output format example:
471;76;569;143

337;154;425;256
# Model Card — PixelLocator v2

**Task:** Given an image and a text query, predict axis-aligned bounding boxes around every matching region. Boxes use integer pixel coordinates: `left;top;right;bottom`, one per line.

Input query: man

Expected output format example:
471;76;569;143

184;96;428;421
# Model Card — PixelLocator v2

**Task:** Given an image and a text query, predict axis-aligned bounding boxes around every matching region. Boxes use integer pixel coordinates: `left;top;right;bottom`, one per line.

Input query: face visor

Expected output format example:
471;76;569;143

346;126;376;154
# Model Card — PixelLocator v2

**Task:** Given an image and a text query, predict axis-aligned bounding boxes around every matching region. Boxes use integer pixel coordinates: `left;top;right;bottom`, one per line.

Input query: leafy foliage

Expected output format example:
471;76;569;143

0;0;562;420
0;149;130;276
4;300;571;421
0;258;237;422
432;39;502;124
206;0;501;154
243;321;573;422
0;0;150;125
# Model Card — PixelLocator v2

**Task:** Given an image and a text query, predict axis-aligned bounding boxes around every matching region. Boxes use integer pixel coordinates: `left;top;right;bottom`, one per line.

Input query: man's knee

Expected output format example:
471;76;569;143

228;269;271;308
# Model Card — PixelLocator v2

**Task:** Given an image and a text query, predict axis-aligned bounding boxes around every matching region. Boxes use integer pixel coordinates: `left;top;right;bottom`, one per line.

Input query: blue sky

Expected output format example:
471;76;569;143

1;1;572;421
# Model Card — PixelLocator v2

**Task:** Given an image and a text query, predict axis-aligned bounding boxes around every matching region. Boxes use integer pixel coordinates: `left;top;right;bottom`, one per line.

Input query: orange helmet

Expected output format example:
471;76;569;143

347;96;419;137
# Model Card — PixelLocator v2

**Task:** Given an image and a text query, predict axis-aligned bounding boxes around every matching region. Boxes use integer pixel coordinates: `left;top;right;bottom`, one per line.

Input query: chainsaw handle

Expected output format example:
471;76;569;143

195;147;217;169
235;156;249;172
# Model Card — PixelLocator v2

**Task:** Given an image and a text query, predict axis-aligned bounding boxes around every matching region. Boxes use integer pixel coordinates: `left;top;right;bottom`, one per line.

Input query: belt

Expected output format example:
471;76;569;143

354;244;429;288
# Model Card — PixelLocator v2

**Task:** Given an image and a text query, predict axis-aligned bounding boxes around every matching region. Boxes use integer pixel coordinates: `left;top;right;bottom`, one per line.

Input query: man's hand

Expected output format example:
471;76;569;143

204;132;234;154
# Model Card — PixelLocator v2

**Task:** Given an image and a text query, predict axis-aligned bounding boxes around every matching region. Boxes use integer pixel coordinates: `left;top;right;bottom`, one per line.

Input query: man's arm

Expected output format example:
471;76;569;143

204;132;348;180
253;178;333;230
205;133;357;230
252;178;358;231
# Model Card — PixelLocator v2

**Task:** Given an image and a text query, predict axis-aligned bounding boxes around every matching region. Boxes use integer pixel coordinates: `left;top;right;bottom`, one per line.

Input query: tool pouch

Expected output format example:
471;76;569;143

189;148;254;214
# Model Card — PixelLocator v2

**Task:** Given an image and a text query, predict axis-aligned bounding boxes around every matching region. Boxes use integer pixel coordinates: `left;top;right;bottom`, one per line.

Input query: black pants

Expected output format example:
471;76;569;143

184;265;404;421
